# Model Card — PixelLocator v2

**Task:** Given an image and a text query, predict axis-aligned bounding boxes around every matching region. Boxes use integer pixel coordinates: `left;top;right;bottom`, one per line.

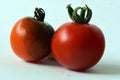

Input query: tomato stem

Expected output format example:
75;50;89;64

67;4;92;23
34;7;45;22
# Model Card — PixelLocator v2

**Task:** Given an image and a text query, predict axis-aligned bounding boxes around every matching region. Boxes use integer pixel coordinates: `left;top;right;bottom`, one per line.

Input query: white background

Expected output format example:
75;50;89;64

0;0;120;80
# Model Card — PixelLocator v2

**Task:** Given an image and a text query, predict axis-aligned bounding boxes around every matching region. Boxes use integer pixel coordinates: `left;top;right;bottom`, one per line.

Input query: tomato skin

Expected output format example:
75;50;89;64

10;17;54;62
51;22;105;71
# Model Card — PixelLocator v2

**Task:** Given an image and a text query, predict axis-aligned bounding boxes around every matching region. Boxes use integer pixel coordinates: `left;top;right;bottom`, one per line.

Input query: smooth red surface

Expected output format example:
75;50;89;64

10;17;52;62
51;22;105;71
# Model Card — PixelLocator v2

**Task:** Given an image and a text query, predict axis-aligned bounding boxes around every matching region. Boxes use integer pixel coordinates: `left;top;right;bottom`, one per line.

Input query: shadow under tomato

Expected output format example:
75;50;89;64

27;56;61;67
40;57;61;66
84;62;120;75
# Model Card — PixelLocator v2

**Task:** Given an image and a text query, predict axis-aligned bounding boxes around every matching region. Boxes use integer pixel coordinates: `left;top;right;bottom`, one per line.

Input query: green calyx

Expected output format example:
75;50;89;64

34;7;45;22
67;4;92;23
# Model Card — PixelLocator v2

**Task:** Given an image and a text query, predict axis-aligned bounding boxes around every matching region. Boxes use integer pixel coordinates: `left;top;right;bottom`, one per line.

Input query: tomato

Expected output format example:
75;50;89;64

51;4;105;71
10;8;54;62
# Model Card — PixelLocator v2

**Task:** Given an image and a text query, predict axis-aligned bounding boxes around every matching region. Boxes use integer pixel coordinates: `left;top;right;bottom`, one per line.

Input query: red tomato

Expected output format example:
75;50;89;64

51;4;105;71
10;8;54;62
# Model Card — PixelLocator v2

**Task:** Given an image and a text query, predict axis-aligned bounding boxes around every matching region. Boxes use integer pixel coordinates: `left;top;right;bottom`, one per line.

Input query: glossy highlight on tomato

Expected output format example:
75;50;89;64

10;8;54;62
51;4;105;71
